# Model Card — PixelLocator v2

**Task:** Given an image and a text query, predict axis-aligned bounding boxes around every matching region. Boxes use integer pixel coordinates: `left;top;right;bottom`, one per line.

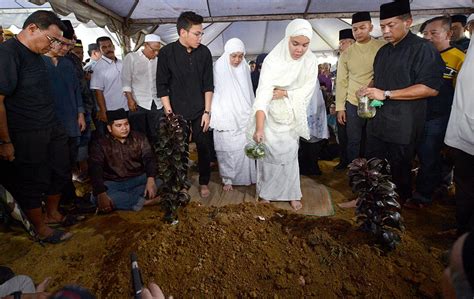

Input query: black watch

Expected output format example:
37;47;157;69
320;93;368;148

0;139;12;145
203;111;211;115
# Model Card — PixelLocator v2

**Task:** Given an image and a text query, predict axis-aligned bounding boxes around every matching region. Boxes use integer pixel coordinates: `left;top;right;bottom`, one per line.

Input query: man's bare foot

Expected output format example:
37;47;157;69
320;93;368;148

144;196;161;206
36;277;51;292
338;199;357;209
290;200;302;211
223;184;233;191
200;185;210;198
259;199;270;204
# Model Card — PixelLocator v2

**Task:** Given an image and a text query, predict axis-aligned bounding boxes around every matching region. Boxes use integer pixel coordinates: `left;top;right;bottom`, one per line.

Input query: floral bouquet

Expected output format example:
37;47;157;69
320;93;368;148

244;141;267;160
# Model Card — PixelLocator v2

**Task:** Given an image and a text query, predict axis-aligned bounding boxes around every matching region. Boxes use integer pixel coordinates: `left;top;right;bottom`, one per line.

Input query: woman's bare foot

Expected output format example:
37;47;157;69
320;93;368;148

338;199;357;209
36;277;51;292
223;184;233;191
259;199;270;204
290;200;302;211
144;196;161;206
200;185;210;198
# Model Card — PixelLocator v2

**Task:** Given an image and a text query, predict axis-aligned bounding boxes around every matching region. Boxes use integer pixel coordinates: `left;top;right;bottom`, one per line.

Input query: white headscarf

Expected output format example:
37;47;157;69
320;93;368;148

251;19;318;140
210;38;254;131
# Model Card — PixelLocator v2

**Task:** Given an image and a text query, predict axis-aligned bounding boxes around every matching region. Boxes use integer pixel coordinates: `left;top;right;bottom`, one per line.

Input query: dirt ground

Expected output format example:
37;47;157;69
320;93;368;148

0;159;457;298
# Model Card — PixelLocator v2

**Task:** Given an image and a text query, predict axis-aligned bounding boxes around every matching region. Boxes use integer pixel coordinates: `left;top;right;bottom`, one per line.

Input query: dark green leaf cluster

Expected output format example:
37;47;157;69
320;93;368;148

348;158;405;251
154;113;191;223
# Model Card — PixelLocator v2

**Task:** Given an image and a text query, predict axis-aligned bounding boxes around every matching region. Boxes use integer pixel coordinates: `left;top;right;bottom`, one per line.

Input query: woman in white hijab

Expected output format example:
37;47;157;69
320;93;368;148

211;38;257;191
250;19;318;210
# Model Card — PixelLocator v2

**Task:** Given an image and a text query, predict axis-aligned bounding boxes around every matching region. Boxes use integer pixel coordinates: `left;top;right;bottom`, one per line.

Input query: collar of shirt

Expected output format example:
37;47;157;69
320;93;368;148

107;133;129;144
176;40;198;53
102;56;118;64
138;49;156;61
388;31;415;49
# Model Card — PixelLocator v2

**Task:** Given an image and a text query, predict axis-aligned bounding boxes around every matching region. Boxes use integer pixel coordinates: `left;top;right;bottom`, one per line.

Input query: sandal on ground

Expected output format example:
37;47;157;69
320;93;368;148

46;214;85;228
40;229;73;244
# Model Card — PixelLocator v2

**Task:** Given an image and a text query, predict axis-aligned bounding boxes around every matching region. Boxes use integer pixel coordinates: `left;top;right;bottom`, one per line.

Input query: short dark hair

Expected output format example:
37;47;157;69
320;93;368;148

176;11;203;35
249;61;256;65
425;16;452;32
22;10;66;32
96;36;112;46
396;13;412;21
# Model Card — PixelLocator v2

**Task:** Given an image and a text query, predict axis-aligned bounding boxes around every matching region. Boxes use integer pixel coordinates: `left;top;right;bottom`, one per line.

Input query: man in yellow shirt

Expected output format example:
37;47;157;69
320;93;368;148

335;12;385;167
406;16;465;208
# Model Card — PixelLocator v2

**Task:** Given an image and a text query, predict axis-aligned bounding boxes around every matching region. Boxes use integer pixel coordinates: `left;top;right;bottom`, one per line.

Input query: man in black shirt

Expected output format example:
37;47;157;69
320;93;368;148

157;11;214;198
361;0;444;202
451;15;470;53
0;11;73;243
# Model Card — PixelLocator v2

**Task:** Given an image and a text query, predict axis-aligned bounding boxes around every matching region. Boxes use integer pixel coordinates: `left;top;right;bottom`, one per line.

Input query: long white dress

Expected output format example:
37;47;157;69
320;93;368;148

210;38;257;186
249;19;318;201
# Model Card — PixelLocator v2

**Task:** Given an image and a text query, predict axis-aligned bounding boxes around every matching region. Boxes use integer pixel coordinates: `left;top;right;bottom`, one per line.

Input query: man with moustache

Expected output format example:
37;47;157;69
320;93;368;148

361;0;445;203
156;11;214;198
410;16;465;208
90;36;128;135
0;11;72;243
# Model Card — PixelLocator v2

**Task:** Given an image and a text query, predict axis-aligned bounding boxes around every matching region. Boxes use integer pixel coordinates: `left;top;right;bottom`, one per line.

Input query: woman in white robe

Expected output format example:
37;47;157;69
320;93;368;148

211;38;257;191
250;19;318;210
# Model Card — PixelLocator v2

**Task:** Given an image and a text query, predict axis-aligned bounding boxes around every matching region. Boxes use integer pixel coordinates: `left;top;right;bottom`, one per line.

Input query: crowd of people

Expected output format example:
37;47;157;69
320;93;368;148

0;0;473;297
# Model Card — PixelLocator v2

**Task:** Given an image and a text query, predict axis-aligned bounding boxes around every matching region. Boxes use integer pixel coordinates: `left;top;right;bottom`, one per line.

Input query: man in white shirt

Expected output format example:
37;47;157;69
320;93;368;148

90;36;128;134
444;18;474;234
122;34;162;143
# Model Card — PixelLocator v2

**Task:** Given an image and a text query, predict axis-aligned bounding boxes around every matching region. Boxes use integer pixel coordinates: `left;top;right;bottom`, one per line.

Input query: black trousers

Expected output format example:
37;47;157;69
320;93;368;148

62;137;80;203
298;139;323;175
337;122;349;165
128;102;163;145
186;117;211;185
0;125;70;210
453;148;474;234
365;132;416;200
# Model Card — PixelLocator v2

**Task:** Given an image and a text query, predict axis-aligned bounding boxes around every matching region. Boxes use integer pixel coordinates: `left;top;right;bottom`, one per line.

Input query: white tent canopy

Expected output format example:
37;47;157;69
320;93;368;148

2;0;473;56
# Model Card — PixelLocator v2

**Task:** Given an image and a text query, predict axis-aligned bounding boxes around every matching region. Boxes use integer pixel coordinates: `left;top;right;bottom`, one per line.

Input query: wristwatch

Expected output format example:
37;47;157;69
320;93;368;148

0;139;11;145
384;90;392;100
203;111;211;115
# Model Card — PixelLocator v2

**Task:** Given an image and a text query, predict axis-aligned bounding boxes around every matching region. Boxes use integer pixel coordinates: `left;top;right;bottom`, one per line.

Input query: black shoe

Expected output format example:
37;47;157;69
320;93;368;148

334;162;348;171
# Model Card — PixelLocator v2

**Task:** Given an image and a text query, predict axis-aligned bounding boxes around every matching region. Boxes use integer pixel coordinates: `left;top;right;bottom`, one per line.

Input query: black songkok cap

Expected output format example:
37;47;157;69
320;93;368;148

61;20;75;40
75;39;83;47
339;29;354;41
106;109;128;122
463;233;474;290
352;12;371;24
380;0;411;20
88;43;99;53
451;14;467;26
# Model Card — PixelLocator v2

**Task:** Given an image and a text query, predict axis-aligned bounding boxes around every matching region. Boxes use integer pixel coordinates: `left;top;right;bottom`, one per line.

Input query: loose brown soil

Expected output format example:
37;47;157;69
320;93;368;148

0;160;457;298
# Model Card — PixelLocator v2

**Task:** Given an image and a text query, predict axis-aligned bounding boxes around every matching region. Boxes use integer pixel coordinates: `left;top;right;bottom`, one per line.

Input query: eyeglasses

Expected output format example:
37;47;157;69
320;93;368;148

40;30;64;47
187;30;204;37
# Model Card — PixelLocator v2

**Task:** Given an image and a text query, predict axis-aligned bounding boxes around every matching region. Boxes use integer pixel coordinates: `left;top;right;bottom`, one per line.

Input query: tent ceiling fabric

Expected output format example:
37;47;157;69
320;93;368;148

13;0;473;55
